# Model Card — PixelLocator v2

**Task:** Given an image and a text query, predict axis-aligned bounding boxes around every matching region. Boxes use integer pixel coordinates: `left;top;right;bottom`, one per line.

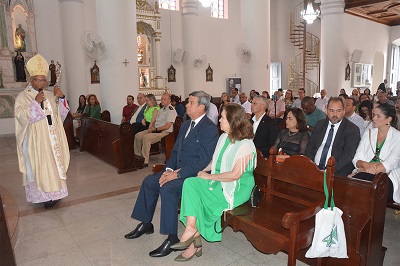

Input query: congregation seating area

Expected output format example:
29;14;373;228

64;109;184;174
225;152;389;266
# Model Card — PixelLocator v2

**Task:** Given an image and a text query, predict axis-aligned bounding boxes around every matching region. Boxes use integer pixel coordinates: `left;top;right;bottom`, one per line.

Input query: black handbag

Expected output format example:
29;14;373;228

214;184;260;233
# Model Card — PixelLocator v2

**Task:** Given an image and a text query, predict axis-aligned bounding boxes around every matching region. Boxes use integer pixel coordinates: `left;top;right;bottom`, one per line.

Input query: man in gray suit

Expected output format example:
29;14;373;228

125;91;219;258
306;97;361;176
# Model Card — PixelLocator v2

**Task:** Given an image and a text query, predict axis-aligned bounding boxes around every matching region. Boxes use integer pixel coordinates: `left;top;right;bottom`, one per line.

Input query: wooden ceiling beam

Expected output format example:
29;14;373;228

345;0;390;9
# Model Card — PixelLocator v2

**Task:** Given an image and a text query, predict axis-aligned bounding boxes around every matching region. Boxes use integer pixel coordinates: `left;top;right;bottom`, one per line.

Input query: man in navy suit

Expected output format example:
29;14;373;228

306;97;361;176
250;95;279;157
125;91;219;258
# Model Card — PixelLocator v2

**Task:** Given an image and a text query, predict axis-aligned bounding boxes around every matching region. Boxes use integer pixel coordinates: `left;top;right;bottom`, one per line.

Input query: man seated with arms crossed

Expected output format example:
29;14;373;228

129;93;147;134
301;96;326;134
344;97;365;137
121;95;137;123
306;97;361;176
250;95;279;157
126;91;219;258
134;93;176;167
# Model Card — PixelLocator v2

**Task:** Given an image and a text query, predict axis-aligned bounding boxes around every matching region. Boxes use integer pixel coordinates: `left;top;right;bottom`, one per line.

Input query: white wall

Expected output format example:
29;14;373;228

341;14;390;94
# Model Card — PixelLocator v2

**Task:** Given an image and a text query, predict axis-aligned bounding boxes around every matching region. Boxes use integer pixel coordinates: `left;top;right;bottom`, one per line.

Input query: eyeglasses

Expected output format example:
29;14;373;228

32;78;47;83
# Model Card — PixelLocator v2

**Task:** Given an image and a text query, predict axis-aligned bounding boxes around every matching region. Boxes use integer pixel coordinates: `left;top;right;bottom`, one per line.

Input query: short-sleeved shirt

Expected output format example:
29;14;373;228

268;100;285;119
306;107;326;128
155;104;177;133
122;104;137;122
144;106;160;122
241;101;251;114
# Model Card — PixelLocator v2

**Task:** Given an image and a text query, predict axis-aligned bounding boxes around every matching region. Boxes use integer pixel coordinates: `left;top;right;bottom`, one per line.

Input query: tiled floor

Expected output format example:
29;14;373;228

1;135;399;265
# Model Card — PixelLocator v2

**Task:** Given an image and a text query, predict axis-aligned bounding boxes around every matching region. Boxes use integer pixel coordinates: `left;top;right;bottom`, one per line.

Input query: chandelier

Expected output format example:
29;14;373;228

198;0;213;8
301;0;320;24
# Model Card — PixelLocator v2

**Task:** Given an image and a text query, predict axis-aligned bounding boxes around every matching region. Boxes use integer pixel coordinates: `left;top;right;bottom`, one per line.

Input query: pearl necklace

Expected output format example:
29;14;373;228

288;131;298;136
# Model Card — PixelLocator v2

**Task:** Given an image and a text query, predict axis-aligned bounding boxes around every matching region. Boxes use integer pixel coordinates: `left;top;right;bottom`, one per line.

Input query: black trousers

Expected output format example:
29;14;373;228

353;172;394;202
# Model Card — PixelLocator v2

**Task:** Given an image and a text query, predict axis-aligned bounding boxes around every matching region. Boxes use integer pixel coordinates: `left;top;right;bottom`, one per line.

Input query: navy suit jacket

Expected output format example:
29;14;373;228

250;114;279;157
305;117;361;176
129;104;145;123
166;115;219;179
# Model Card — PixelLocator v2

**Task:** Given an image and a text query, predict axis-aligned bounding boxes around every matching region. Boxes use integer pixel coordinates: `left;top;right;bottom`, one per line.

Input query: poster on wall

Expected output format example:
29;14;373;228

227;77;241;94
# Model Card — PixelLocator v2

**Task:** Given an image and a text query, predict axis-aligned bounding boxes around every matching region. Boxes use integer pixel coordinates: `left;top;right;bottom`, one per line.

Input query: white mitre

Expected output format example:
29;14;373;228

26;54;49;77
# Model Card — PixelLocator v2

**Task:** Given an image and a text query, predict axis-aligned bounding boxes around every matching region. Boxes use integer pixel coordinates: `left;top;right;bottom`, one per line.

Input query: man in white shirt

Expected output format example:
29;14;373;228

230;88;240;104
239;92;252;119
344;98;365;137
315;89;329;113
267;91;285;120
293;88;305;109
206;100;219;126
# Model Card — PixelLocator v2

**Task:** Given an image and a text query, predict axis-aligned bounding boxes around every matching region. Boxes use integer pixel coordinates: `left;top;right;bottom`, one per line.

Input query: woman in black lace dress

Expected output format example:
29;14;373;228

273;108;309;155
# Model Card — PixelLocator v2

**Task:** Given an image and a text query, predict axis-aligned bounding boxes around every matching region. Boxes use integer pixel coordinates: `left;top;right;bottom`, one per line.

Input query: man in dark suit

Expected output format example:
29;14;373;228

250;95;279;157
125;91;218;258
306;97;361;176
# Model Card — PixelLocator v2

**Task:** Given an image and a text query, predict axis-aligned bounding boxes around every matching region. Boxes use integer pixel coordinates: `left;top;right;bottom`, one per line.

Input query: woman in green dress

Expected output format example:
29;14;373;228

84;94;101;120
170;103;256;261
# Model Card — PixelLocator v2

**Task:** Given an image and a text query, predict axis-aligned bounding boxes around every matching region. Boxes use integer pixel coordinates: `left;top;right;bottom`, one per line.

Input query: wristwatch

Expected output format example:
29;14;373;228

176;172;181;178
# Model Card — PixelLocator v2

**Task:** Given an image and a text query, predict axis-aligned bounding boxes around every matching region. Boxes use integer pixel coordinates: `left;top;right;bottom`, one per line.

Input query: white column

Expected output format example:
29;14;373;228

26;11;37;54
154;31;163;89
96;0;138;123
59;0;86;111
320;0;345;96
181;0;199;96
240;0;270;93
5;9;14;54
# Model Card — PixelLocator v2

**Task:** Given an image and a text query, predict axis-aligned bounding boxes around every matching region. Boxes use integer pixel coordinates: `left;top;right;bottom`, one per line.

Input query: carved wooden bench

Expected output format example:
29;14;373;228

149;116;184;162
79;115;137;174
297;172;389;266
226;155;335;266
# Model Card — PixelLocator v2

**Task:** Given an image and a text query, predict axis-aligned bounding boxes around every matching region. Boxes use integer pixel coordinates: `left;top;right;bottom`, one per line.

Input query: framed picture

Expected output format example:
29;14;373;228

352;63;373;88
227;77;241;94
90;62;100;84
206;64;213;82
167;65;176;82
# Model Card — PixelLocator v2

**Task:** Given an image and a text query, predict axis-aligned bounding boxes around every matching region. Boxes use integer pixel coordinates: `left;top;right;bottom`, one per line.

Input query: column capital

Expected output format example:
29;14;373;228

181;0;199;16
320;0;344;17
59;0;83;4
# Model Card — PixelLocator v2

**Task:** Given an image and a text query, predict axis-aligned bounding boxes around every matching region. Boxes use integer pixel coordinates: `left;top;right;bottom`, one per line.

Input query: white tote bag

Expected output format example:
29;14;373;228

305;171;348;258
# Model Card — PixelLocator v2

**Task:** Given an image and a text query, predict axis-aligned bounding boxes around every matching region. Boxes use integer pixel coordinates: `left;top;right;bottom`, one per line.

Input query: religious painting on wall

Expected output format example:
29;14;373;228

90;61;100;84
168;65;176;82
352;63;373;88
206;64;213;82
227;77;241;94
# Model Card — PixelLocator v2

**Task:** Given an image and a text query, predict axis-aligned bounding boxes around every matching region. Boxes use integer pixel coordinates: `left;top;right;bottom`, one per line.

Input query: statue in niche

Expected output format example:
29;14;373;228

206;64;213;82
49;60;56;86
345;63;350;81
14;51;26;82
15;24;26;52
140;70;148;87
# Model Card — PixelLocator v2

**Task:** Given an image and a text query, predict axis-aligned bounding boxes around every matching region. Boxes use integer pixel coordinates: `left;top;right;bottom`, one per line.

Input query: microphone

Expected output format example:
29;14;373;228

39;89;44;109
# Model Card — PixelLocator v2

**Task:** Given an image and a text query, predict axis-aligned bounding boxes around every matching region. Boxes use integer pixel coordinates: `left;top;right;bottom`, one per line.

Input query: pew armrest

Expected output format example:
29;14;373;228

282;200;324;229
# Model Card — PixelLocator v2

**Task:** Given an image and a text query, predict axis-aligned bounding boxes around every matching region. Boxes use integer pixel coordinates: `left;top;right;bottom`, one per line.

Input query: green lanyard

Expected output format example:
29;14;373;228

371;138;386;163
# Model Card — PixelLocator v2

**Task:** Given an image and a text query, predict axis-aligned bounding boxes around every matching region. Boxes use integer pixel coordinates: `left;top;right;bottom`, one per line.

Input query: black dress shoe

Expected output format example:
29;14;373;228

143;163;149;168
43;199;61;209
149;238;180;257
124;223;154;239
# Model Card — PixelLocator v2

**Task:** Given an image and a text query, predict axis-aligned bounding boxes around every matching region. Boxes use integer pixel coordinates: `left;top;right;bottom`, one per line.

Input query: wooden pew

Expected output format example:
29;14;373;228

79;115;137;174
149;116;184;162
226;155;335;266
63;112;76;150
297;173;388;266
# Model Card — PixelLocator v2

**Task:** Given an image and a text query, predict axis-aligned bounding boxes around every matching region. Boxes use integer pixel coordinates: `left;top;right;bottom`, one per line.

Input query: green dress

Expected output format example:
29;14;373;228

180;137;255;242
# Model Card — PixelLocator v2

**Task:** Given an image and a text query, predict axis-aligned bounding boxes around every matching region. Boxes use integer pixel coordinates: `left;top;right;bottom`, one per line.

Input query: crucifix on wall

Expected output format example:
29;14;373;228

122;59;130;66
